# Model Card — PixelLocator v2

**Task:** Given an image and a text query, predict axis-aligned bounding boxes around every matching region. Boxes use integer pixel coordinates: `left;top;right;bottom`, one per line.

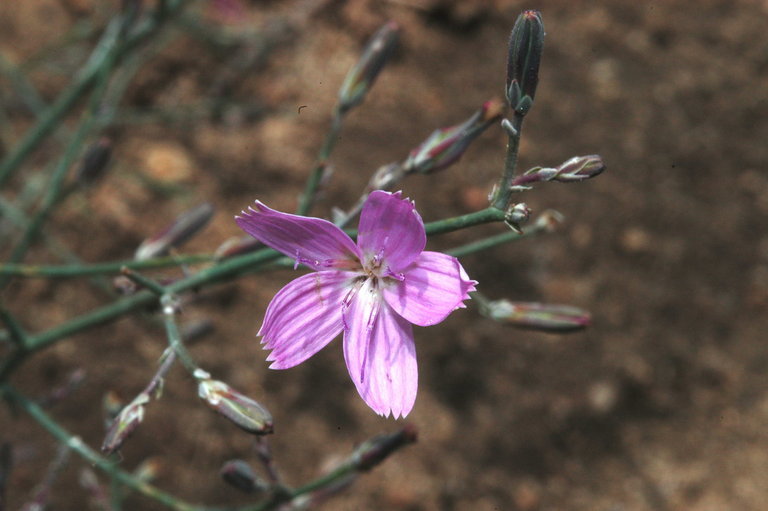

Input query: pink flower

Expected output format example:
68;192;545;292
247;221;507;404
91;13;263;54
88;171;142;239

235;191;476;418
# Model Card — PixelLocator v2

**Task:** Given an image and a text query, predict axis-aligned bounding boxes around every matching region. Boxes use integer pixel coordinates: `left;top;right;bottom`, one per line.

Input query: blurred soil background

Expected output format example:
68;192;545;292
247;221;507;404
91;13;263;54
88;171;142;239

2;0;768;509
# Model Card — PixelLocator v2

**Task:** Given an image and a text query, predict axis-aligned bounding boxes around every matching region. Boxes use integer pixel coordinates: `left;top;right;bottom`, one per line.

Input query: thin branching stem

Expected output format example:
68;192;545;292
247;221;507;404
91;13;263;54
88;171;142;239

0;254;215;278
491;113;524;210
296;109;343;216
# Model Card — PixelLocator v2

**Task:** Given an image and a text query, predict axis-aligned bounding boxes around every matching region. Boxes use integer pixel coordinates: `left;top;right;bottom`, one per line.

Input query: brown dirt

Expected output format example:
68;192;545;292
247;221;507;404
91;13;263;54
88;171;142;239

2;0;768;510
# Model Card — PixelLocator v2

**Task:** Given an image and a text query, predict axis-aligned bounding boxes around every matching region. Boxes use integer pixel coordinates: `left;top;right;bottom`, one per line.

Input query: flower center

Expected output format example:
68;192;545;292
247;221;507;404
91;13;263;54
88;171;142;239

362;251;404;284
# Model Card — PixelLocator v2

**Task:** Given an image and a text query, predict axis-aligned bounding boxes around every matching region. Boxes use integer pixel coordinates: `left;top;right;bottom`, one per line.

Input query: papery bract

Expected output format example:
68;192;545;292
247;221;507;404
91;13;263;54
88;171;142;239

236;191;476;418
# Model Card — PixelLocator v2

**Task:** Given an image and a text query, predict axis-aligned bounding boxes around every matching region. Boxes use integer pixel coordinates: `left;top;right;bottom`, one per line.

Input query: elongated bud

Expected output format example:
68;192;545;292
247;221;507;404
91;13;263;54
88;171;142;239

214;236;262;261
196;371;273;435
552;154;605;182
353;424;418;471
220;460;268;493
485;300;590;332
506;10;544;115
404;99;504;174
511;155;605;190
135;203;215;261
76;137;112;186
101;393;149;454
338;21;400;114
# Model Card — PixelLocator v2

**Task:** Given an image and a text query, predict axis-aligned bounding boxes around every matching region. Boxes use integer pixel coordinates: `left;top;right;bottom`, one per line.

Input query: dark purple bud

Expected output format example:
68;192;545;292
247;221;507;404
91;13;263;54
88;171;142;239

486;300;591;332
101;393;149;454
354;424;418;471
75;137;112;186
135;203;215;261
196;371;274;435
338;21;400;114
404;99;504;175
220;460;267;493
506;10;544;115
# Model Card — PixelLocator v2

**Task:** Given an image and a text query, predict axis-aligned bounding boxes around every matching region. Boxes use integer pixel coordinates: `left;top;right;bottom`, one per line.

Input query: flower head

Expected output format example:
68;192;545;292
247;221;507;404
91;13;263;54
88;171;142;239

235;191;476;418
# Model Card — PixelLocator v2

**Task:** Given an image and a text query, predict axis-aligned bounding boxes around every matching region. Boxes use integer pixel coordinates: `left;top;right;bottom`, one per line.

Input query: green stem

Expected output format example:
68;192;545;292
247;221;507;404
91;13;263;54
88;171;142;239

296;110;344;216
0;53;47;115
0;254;215;278
160;295;199;374
446;219;546;258
0;305;28;346
425;207;506;236
491;113;524;210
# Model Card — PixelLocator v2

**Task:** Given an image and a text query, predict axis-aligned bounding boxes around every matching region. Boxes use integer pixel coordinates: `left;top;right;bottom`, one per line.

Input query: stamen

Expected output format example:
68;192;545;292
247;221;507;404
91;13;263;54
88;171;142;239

383;267;405;281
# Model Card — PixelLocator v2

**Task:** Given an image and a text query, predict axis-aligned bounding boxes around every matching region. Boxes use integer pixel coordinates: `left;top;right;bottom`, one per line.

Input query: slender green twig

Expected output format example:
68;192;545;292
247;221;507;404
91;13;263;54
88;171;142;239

446;217;548;258
0;53;47;115
0;254;214;278
160;294;199;374
490;113;524;210
296;110;343;216
0;305;28;347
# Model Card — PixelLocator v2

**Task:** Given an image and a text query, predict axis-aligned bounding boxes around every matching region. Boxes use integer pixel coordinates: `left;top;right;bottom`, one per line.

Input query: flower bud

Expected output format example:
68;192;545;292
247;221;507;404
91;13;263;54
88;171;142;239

220;460;267;493
353;424;418;471
552;154;605;182
135;202;215;261
338;21;400;114
485;300;590;332
506;10;544;115
101;393;149;454
214;236;262;261
197;375;273;435
504;202;531;234
403;99;504;175
75;137;112;186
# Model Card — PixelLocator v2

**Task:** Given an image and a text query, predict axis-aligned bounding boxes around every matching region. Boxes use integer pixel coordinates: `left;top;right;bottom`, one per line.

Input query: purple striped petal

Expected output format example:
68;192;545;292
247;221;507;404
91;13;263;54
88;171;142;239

357;191;426;273
236;201;361;271
342;279;417;418
383;251;477;327
260;271;354;369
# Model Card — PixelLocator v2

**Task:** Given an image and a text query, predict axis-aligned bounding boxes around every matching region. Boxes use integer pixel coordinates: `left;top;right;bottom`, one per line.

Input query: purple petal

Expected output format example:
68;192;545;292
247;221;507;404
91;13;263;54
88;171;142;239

357;191;426;273
236;201;361;271
383;251;477;327
343;279;417;418
260;271;354;369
